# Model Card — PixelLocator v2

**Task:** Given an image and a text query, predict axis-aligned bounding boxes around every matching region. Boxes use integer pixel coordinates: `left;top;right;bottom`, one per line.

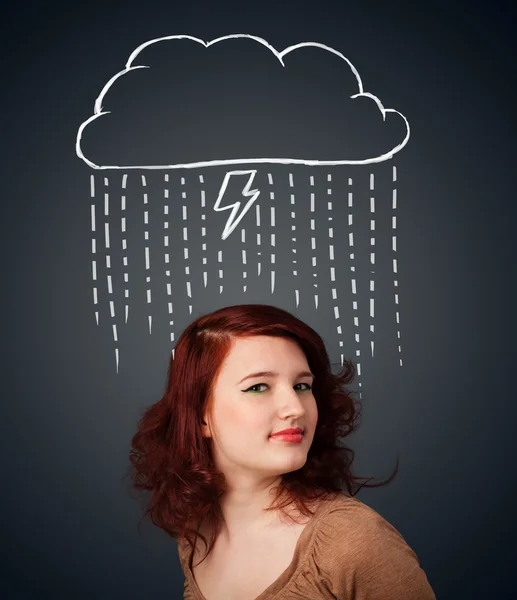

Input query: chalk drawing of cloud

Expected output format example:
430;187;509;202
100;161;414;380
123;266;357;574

76;34;410;169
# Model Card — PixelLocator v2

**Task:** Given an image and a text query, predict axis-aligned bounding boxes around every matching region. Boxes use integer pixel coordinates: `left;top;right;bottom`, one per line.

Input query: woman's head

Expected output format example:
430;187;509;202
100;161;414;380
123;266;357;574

200;334;319;492
127;304;398;557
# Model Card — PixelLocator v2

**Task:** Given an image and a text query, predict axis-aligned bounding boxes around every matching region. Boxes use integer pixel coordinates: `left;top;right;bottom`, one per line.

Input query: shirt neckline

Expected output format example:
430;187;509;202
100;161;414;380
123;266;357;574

186;493;342;600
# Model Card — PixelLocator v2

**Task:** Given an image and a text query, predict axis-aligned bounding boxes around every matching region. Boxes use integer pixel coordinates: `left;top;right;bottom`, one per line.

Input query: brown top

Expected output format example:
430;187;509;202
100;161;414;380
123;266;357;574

177;493;437;600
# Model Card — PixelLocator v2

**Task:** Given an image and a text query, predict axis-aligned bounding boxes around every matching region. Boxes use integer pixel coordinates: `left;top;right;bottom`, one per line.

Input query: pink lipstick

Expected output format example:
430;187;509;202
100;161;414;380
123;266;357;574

270;427;304;443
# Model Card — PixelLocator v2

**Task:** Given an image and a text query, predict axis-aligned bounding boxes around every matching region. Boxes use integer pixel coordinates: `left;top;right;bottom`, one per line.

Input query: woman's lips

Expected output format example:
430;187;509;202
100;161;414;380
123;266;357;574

270;427;303;435
269;432;304;443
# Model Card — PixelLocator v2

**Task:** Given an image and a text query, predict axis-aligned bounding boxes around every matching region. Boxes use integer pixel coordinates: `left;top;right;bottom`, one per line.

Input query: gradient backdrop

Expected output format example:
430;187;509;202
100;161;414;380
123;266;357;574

2;1;515;599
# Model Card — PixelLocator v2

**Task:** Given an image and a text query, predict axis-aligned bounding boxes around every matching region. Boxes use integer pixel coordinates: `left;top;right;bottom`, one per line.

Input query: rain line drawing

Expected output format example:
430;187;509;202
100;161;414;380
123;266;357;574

76;34;411;393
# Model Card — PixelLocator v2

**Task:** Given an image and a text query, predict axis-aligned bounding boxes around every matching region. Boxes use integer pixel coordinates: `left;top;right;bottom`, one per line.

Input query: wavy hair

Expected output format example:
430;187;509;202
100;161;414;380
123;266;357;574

126;303;398;565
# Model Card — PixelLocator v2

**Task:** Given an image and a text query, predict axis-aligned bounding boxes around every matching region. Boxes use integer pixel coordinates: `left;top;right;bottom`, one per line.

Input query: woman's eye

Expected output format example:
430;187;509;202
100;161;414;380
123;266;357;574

296;383;312;391
244;383;312;393
247;383;268;392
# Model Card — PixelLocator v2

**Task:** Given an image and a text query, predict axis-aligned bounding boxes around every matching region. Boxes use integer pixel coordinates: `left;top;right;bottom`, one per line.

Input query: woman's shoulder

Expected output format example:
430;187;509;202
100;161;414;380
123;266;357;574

311;492;419;562
317;492;413;538
306;493;437;599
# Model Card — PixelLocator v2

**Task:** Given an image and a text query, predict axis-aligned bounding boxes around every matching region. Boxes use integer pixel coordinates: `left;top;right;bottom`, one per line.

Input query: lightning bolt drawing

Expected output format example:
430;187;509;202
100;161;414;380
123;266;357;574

214;170;260;240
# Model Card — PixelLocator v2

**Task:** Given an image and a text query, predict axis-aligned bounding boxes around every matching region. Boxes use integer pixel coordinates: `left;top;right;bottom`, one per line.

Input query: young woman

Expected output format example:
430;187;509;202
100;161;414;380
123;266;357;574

128;304;436;599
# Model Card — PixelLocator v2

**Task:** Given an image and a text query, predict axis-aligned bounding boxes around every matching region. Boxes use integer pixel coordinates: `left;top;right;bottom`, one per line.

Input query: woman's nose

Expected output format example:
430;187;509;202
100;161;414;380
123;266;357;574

278;387;306;414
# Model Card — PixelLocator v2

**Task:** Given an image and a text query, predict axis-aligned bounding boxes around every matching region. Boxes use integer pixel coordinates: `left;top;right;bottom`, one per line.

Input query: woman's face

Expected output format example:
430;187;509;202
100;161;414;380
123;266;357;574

201;335;318;483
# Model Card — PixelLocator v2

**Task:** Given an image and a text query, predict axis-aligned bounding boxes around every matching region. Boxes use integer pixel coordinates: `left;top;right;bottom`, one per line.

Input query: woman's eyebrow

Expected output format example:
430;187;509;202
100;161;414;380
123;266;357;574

237;370;314;385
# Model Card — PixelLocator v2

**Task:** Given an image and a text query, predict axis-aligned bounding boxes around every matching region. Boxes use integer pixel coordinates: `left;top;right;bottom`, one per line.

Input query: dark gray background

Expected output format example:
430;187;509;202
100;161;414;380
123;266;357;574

2;1;515;598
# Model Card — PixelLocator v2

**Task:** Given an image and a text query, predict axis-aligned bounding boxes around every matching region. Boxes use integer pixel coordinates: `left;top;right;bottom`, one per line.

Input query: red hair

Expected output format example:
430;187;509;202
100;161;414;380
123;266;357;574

126;303;398;563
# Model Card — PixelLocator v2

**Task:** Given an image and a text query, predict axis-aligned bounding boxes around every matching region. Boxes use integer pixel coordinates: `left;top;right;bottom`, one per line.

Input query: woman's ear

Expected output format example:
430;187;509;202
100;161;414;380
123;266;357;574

201;417;212;438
